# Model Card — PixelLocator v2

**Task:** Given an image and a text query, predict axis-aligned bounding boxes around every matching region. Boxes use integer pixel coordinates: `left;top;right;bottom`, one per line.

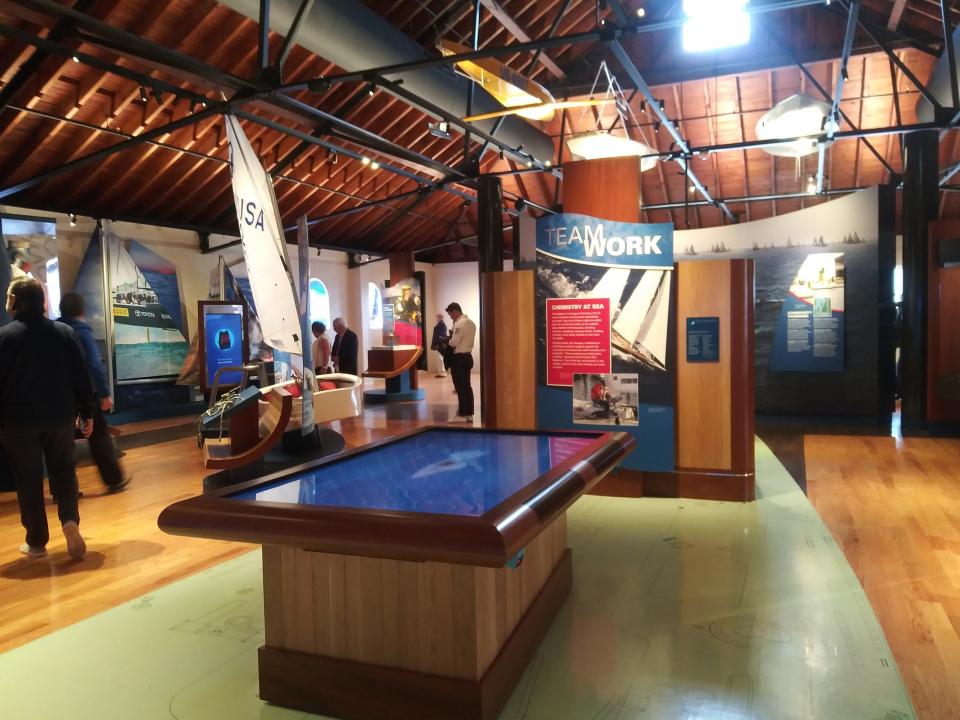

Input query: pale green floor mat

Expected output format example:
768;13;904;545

0;441;914;720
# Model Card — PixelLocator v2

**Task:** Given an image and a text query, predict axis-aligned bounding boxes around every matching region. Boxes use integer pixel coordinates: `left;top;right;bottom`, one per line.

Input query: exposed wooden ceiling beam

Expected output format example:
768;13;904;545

478;0;566;79
887;0;908;31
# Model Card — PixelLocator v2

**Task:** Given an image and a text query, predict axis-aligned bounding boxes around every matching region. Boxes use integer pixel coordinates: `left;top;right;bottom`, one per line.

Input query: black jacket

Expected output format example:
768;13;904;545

430;320;447;350
331;328;359;375
0;314;95;432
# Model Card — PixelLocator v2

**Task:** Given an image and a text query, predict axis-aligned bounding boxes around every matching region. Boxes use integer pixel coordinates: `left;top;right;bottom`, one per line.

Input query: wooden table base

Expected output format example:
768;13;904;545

259;550;572;720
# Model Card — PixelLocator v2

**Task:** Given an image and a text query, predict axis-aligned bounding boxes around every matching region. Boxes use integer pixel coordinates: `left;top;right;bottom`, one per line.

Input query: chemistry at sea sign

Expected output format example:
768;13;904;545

536;213;674;269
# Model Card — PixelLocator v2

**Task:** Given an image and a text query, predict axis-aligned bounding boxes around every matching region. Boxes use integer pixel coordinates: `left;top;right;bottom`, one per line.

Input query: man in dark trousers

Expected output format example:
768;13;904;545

0;278;94;559
445;302;477;423
331;317;359;376
57;292;129;493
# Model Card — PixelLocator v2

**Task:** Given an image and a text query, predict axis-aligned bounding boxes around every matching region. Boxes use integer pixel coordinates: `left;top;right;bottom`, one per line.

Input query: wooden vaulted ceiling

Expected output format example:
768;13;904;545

0;0;958;261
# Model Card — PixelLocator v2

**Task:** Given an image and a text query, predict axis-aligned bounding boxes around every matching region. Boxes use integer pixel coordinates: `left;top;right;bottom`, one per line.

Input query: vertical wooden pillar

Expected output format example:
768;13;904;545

478;175;505;426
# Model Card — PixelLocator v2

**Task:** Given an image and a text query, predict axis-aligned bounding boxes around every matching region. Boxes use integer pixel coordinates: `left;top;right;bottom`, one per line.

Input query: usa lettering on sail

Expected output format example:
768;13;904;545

238;199;266;231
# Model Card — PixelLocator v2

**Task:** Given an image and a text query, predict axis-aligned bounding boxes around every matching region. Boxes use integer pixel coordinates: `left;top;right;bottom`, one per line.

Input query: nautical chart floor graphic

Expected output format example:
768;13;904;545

0;441;914;720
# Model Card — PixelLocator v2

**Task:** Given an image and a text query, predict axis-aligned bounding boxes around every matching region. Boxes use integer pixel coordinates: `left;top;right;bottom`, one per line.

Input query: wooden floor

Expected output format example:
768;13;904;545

807;432;960;720
0;373;468;654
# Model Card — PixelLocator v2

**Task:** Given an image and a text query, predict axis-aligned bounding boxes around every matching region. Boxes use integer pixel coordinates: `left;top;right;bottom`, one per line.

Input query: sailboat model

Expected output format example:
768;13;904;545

611;271;671;371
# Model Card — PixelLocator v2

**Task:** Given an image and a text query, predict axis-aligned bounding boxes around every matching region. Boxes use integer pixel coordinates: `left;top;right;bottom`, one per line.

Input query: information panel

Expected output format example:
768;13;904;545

200;302;247;390
686;317;719;363
545;298;610;386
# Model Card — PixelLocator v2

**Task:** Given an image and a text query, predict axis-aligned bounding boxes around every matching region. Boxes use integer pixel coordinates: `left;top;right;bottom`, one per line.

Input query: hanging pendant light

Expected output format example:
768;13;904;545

755;94;833;158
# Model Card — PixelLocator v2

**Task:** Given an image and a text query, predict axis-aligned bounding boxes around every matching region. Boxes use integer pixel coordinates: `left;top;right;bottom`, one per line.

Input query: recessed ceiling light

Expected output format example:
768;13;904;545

361;156;371;166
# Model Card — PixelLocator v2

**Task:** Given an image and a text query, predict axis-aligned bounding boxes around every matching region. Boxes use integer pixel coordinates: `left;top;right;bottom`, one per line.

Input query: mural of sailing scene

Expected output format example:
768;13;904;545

107;227;189;381
674;187;881;414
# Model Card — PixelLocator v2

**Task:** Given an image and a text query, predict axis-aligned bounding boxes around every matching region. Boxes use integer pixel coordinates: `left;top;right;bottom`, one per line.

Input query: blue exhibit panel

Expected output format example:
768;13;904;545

686;317;720;363
229;429;596;517
204;312;244;387
536;386;673;472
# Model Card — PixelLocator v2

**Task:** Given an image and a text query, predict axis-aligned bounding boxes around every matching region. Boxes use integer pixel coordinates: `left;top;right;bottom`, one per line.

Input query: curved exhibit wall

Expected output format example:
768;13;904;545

674;186;896;417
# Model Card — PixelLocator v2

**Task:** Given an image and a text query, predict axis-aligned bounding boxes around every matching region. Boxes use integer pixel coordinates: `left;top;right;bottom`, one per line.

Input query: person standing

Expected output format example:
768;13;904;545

57;293;129;493
445;302;476;423
430;313;449;378
0;278;94;559
311;321;331;374
331;317;359;376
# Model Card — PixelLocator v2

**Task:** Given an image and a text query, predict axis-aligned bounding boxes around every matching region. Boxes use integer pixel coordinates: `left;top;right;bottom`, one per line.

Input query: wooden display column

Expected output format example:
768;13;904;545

643;259;756;501
563;157;755;501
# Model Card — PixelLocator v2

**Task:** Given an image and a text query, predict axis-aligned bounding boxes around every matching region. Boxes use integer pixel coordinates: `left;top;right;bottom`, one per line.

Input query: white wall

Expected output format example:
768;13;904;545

432;262;482;367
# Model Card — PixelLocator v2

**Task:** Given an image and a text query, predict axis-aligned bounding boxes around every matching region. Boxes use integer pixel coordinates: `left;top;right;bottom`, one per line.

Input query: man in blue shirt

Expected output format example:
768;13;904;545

58;293;129;493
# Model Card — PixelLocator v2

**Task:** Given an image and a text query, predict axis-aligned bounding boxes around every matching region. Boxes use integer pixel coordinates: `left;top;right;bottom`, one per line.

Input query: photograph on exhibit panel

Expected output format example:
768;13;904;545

572;373;639;427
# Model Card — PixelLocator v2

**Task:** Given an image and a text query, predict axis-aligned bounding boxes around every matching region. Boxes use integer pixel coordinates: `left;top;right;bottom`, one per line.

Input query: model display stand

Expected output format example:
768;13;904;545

362;345;424;403
202;385;292;470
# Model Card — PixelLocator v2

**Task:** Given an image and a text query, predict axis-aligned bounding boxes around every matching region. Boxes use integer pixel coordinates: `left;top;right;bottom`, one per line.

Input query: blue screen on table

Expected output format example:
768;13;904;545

228;430;597;517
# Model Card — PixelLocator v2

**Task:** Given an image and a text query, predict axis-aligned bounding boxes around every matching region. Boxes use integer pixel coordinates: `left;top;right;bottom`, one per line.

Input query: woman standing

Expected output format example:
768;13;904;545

311;321;332;374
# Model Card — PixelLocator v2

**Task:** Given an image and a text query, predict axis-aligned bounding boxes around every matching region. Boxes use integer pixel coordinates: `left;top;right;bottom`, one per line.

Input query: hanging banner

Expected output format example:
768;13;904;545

769;252;845;372
107;225;189;382
536;213;676;472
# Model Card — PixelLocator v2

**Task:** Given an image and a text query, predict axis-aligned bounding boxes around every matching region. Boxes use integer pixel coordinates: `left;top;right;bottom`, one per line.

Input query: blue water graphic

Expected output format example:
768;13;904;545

115;341;189;380
229;430;597;516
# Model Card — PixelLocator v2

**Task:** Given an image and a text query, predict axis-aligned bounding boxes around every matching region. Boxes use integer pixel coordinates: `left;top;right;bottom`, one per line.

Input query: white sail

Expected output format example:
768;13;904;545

612;270;662;342
637;271;671;368
586;267;630;311
225;115;301;354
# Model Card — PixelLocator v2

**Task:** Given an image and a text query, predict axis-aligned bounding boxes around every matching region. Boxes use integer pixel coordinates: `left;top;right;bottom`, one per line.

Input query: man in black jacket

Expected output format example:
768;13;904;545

331;317;359;376
0;278;94;559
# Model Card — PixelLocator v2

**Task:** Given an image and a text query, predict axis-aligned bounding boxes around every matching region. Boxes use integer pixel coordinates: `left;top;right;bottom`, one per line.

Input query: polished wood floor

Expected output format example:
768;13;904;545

0;373;469;654
807;432;960;720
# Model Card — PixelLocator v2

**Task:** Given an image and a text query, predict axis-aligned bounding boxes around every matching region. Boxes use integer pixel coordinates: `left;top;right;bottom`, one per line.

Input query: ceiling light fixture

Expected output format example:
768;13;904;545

755;94;833;157
682;0;750;53
72;55;79;63
428;120;452;140
566;132;659;172
636;7;646;18
366;83;376;96
370;161;381;170
806;176;817;195
139;85;148;103
69;213;77;227
361;156;371;166
515;198;527;214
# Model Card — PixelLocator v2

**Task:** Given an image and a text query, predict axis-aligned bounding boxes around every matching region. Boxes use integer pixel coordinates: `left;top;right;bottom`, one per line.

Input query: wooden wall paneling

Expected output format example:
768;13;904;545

927;222;960;422
483;270;537;429
676;259;733;470
262;544;284;648
562;157;642;222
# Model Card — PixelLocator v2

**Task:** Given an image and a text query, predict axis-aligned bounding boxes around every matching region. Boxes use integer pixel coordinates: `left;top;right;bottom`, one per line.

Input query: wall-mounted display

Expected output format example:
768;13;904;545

106;225;189;383
536;212;675;472
384;277;422;347
686;316;720;363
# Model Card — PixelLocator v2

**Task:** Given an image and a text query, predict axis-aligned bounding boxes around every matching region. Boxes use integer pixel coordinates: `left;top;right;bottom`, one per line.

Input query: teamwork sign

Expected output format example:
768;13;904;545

770;253;845;372
536;213;676;473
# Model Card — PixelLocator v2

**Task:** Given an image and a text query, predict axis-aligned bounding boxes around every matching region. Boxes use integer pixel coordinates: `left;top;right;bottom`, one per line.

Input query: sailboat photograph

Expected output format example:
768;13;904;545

108;227;189;381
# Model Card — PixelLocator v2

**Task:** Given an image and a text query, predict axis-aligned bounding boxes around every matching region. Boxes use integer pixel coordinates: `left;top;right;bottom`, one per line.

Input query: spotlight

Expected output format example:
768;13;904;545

72;55;79;63
545;160;552;168
329;149;338;165
366;83;376;96
688;185;696;195
498;148;504;160
428;120;452;140
526;159;534;168
69;213;77;227
361;156;371;166
139;85;148;103
515;198;527;214
637;7;646;18
201;100;207;108
370;161;381;170
806;175;817;195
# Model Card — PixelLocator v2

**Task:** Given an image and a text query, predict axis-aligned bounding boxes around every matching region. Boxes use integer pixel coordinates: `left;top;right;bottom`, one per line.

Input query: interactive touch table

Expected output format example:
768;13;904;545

159;427;635;720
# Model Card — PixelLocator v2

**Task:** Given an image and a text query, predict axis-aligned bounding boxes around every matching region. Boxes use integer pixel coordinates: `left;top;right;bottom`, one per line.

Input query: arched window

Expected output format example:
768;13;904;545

368;282;383;330
308;278;330;328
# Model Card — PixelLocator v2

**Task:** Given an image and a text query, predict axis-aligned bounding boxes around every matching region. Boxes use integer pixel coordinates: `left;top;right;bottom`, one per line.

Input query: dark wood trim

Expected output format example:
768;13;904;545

257;550;573;720
159;428;634;567
729;259;755;478
643;468;755;502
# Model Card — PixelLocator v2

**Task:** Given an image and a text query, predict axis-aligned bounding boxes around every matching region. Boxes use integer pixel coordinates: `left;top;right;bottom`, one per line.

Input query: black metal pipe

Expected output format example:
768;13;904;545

477;175;504;273
942;0;960;109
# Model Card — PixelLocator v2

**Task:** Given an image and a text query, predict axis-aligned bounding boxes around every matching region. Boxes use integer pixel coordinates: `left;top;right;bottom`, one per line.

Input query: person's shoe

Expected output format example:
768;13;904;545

106;477;130;494
62;521;86;560
19;543;46;558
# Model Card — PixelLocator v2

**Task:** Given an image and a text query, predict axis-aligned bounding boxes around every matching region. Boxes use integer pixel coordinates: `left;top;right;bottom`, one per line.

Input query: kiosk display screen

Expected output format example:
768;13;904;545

203;304;244;388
